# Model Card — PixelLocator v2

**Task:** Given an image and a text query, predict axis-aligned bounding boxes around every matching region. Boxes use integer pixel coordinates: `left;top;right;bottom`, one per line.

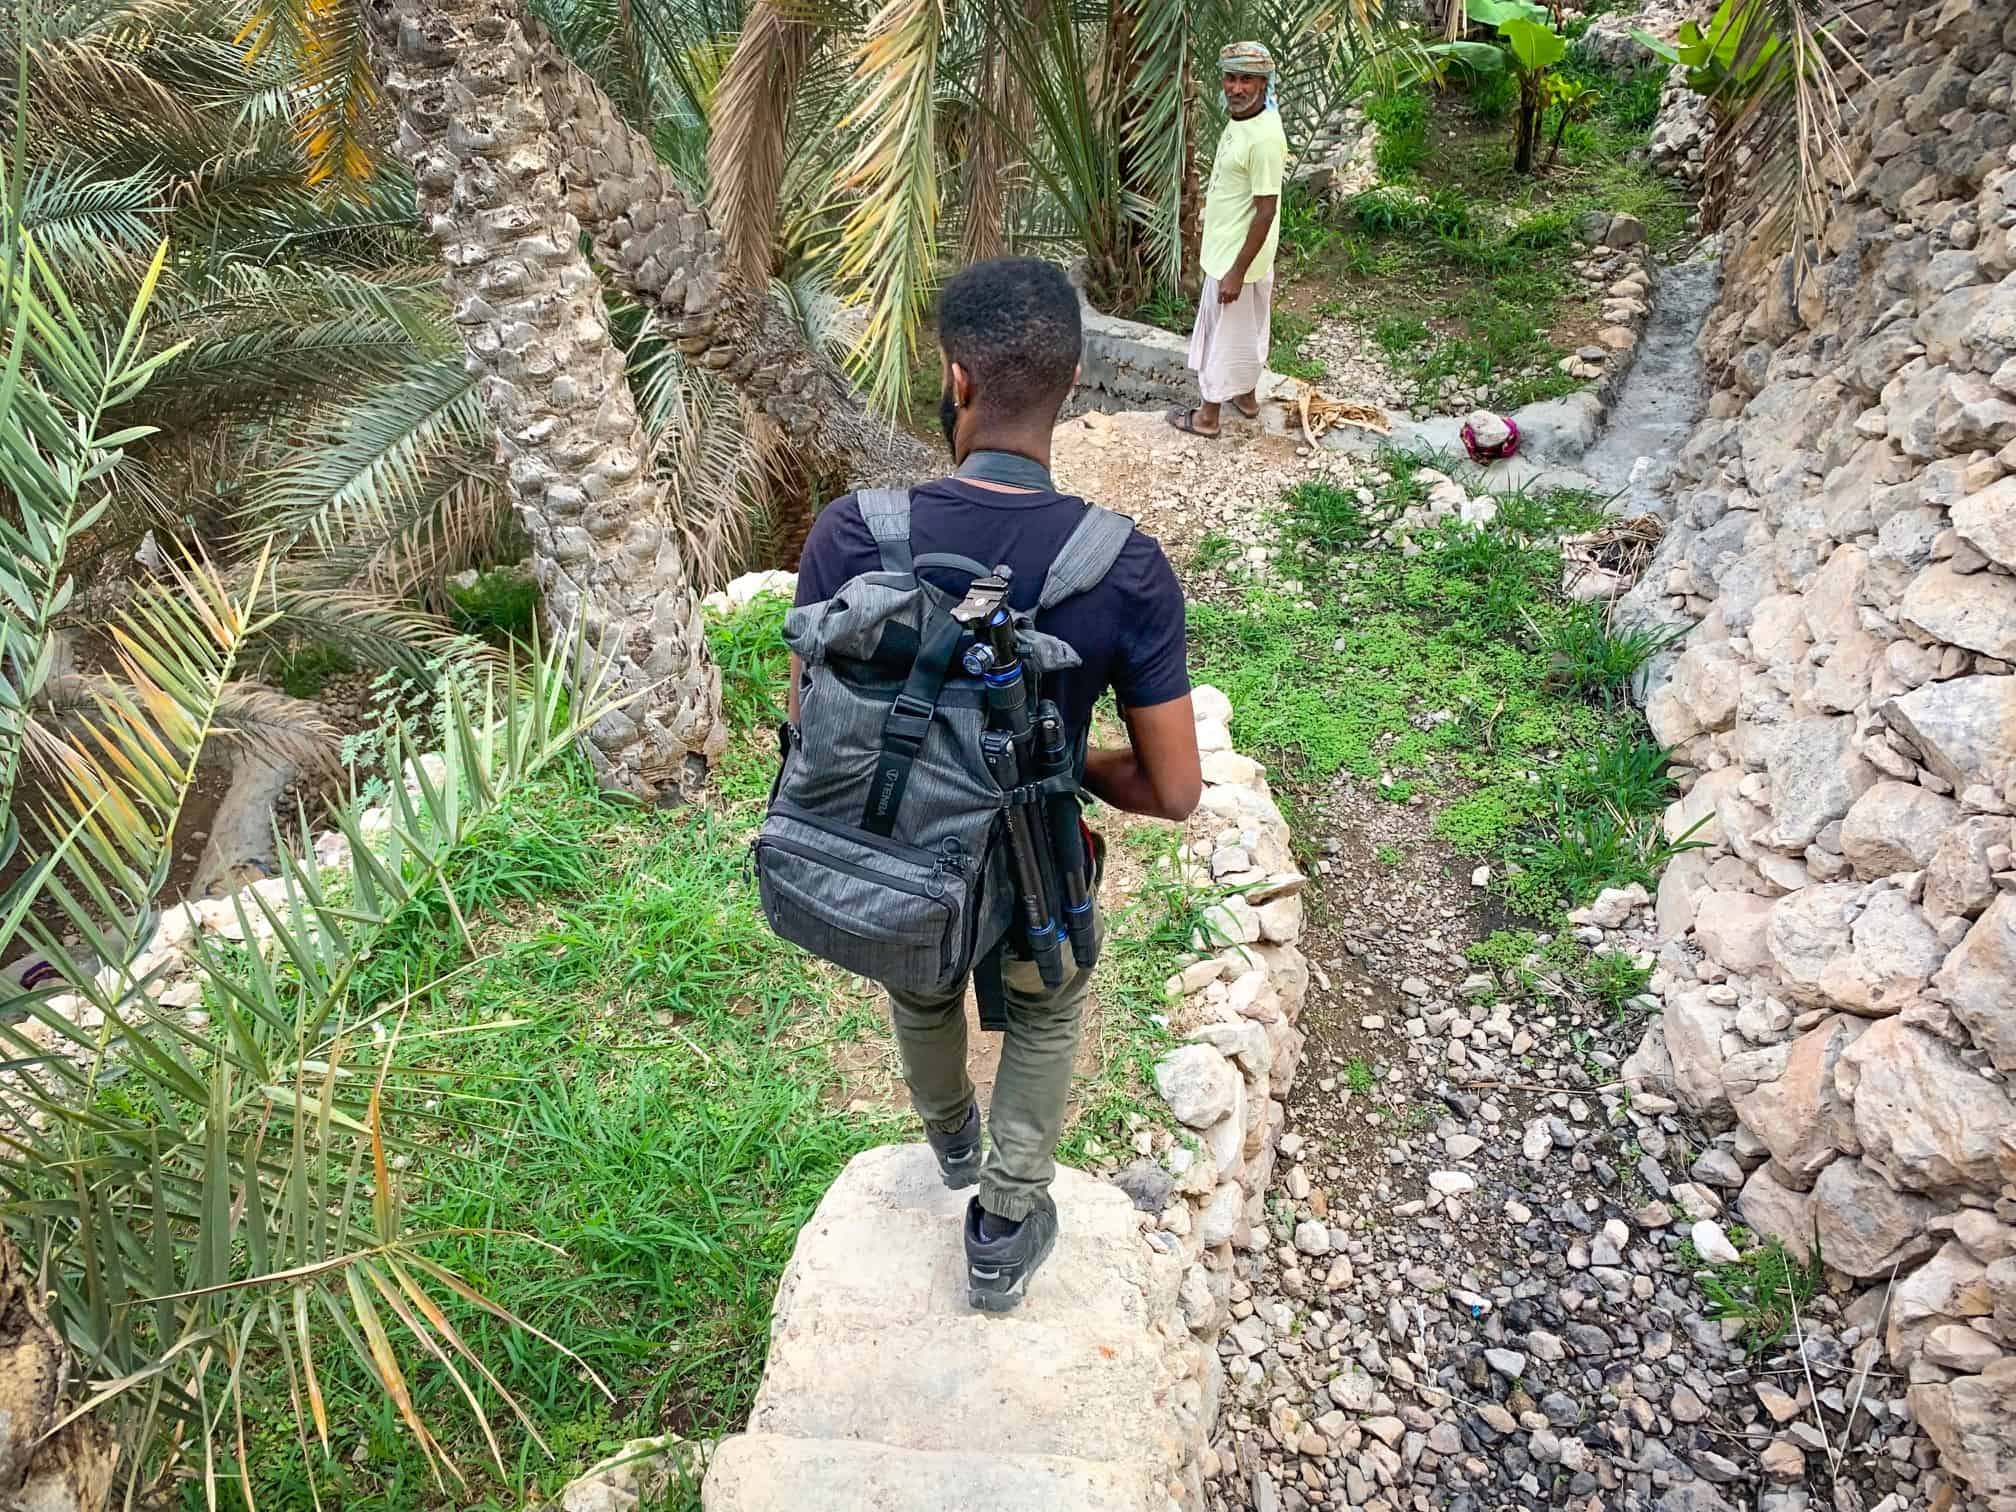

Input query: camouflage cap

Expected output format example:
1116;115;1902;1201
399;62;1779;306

1218;40;1276;76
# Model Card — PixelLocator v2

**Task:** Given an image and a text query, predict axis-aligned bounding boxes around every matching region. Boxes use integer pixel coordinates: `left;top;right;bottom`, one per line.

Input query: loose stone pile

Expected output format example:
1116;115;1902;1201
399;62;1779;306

1610;0;2016;1503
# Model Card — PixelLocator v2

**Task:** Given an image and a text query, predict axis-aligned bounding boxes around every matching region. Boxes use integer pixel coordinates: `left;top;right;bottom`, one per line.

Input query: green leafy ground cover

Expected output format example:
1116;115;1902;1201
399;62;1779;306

205;596;1198;1509
1188;451;1683;921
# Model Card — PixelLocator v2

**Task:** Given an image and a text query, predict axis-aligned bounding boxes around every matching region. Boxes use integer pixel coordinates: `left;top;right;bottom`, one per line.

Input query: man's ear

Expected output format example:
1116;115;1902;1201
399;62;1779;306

950;361;973;408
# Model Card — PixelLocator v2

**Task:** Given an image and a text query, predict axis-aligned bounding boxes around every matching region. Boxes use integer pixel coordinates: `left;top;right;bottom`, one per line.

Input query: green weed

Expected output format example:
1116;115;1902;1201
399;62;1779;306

1375;844;1404;868
1343;1058;1377;1093
1271;309;1327;381
1534;604;1689;708
273;641;355;699
1683;1232;1825;1359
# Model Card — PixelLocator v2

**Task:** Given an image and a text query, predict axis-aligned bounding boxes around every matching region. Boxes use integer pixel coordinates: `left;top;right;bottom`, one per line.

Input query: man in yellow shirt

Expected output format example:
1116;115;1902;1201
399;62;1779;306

1168;41;1289;439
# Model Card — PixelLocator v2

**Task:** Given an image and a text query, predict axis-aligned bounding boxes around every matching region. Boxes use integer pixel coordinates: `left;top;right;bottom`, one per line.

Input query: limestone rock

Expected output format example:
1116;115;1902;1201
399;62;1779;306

1890;1240;1993;1364
1923;1323;2007;1373
1724;1016;1863;1187
1934;894;2016;1071
1952;475;2016;571
1647;645;1742;746
1660;989;1738;1124
1767;884;1859;1006
1841;781;1961;878
1737;1163;1816;1258
1901;562;2016;660
1765;717;1877;851
1880;675;2016;793
1818;889;1946;1016
1810;1156;1941;1277
1153;1045;1240;1129
1927;817;2016;923
1909;1356;2016;1503
1693;891;1777;975
1838;1018;2016;1194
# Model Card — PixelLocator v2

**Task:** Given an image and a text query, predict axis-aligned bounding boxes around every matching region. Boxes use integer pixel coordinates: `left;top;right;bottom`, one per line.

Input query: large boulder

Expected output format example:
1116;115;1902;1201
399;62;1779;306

1840;781;1961;878
1879;675;2016;793
1736;1163;1816;1258
1661;989;1739;1125
1722;1016;1864;1188
1837;1018;2016;1195
1810;1156;1942;1278
1909;1357;2016;1504
1889;1240;1994;1364
1934;894;2016;1072
1647;644;1743;746
1818;889;1946;1017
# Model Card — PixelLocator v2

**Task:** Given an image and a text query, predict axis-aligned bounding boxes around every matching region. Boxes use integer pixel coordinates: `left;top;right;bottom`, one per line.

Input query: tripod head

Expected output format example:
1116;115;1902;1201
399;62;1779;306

949;566;1019;676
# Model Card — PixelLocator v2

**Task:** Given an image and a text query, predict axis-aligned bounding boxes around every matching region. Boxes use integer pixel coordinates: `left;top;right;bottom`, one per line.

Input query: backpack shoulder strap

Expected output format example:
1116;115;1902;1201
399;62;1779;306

1037;505;1135;612
856;488;914;574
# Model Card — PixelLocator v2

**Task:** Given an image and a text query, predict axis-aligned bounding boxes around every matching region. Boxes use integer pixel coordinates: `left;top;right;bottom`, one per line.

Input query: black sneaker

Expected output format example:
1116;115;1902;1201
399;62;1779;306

926;1105;981;1189
963;1195;1058;1313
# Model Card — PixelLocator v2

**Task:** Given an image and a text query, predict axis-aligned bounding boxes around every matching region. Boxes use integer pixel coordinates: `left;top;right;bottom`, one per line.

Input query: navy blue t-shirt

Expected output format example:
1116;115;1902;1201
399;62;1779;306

794;479;1190;747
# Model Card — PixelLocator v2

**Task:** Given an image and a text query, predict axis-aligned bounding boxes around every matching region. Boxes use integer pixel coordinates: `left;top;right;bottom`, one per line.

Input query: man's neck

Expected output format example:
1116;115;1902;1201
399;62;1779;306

956;433;1055;491
1227;100;1265;122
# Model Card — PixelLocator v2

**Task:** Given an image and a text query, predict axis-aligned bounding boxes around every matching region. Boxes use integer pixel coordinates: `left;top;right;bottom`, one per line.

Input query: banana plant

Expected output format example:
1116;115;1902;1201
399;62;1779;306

0;213;630;1502
1631;0;1782;112
1542;76;1601;169
1464;0;1567;173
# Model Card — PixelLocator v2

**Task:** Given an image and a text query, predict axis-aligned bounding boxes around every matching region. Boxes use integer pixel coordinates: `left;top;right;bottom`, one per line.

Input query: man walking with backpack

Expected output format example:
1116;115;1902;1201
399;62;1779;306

768;258;1201;1311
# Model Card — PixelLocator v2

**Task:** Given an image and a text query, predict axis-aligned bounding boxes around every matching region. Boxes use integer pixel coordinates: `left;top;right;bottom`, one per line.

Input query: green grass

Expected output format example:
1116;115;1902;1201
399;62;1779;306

1271;308;1326;381
1365;87;1432;180
1190;452;1677;921
447;565;541;645
1375;844;1404;868
1680;1230;1825;1359
1343;1058;1377;1093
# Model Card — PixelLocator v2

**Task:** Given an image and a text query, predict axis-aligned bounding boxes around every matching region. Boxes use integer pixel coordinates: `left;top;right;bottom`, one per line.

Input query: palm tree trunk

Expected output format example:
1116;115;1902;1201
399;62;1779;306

0;1238;120;1511
365;0;727;800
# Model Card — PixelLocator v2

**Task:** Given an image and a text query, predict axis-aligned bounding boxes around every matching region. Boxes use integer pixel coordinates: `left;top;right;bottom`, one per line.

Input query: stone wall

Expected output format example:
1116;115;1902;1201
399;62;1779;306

1616;3;2016;1504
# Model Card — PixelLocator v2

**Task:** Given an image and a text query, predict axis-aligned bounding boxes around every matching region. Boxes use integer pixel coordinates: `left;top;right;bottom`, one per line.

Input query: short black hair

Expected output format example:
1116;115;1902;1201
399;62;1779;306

937;258;1083;418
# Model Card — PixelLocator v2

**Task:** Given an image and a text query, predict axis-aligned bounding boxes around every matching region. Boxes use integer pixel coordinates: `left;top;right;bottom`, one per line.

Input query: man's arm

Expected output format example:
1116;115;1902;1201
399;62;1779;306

1217;193;1278;304
1083;696;1202;823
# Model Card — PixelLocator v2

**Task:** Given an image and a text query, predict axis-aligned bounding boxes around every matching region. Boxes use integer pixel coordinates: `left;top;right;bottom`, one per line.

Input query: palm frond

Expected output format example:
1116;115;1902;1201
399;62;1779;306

1114;0;1194;284
234;0;382;189
707;0;817;285
12;155;170;277
826;0;944;417
1706;0;1861;272
632;334;760;591
250;588;493;679
251;360;488;557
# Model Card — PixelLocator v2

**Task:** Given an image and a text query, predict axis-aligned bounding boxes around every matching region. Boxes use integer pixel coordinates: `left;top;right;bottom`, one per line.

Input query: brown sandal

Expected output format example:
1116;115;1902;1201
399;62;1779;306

1165;406;1220;438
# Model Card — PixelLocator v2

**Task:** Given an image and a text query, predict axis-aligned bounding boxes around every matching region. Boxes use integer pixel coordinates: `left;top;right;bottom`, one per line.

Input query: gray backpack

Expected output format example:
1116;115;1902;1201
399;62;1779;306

756;487;1133;996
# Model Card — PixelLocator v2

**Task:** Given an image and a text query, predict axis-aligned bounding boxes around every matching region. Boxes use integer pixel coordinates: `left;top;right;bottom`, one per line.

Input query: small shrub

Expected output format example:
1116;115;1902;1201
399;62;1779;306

1279;182;1342;259
1572;947;1653;1017
1464;67;1522;122
1505;796;1669;910
1686;1233;1825;1359
1136;283;1195;335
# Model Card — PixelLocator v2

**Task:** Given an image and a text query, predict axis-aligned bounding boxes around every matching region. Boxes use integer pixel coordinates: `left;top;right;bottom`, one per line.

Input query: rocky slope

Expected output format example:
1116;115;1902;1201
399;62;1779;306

1616;1;2016;1504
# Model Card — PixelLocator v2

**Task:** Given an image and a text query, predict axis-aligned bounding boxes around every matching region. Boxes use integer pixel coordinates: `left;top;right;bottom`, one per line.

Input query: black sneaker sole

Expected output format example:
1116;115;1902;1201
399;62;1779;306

966;1221;1057;1313
935;1149;981;1190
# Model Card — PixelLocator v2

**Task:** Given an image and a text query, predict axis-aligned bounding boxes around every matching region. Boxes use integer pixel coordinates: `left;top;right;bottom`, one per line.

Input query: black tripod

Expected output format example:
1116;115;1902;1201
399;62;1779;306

951;569;1100;993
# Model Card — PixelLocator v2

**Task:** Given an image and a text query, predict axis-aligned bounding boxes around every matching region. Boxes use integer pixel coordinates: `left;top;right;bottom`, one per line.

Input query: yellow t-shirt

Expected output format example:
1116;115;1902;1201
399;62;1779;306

1200;110;1289;285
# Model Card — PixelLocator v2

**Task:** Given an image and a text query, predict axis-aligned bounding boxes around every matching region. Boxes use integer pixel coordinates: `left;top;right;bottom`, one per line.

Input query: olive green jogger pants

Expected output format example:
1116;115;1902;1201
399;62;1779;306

885;907;1102;1223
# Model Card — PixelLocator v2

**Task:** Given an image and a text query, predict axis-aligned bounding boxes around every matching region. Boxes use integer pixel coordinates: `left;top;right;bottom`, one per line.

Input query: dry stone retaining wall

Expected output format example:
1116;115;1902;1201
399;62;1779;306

1615;2;2016;1504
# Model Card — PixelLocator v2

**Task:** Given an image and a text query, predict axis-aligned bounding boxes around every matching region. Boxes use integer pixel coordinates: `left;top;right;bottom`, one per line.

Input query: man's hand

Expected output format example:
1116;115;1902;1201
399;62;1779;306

1217;272;1245;305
